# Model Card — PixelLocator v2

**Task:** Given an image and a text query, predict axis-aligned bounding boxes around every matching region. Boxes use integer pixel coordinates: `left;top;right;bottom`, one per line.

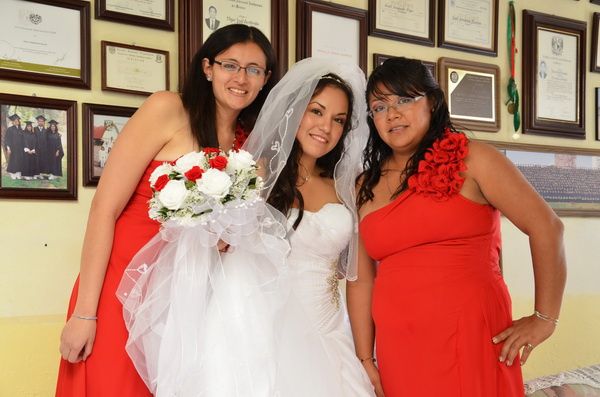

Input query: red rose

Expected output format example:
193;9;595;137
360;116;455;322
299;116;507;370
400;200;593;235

154;174;170;191
203;147;221;155
184;166;204;181
209;155;228;170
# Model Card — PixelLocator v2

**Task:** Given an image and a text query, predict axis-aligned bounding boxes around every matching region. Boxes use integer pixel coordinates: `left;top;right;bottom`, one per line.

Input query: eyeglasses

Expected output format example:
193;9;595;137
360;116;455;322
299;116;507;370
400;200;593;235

213;60;267;78
368;95;425;119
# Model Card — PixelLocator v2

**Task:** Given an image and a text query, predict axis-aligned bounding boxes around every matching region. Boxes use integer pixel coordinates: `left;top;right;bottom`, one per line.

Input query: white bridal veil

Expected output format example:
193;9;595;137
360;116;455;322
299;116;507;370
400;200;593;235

116;57;368;396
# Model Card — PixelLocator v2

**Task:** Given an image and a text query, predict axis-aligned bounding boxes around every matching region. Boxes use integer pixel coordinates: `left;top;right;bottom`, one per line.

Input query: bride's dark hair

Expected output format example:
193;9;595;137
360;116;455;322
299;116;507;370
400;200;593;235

267;73;354;230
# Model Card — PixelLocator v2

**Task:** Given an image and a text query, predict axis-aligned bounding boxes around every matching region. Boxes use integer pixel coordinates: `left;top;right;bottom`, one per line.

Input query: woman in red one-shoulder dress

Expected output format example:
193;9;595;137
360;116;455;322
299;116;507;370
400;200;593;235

347;57;566;397
55;24;277;396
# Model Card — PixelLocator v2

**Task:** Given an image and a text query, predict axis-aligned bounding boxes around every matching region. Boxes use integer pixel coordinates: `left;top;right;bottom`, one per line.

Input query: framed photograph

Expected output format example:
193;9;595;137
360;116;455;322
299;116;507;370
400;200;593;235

368;0;435;46
96;0;175;31
82;103;136;186
101;41;170;96
0;0;91;89
179;0;288;86
0;94;77;200
591;13;600;73
493;142;600;217
297;0;368;72
522;10;586;139
438;0;498;56
438;57;500;132
373;53;437;80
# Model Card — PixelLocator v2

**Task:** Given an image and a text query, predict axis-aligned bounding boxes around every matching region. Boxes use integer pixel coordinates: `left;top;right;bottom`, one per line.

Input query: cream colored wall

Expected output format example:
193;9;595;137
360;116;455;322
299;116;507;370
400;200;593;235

0;0;598;395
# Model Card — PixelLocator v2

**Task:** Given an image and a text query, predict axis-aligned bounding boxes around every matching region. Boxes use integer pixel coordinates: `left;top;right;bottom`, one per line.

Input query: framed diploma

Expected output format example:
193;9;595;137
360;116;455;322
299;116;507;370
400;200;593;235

438;57;500;132
438;0;498;56
83;103;137;186
373;53;437;80
0;93;77;200
522;10;586;139
368;0;435;46
493;141;600;217
179;0;288;86
96;0;175;31
297;0;368;73
591;13;600;73
0;0;91;89
101;41;170;96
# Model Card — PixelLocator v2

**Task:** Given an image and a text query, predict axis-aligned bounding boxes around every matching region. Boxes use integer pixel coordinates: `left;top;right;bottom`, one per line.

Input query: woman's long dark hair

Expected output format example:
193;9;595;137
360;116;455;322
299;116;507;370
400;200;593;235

268;74;355;230
181;24;277;148
357;57;456;208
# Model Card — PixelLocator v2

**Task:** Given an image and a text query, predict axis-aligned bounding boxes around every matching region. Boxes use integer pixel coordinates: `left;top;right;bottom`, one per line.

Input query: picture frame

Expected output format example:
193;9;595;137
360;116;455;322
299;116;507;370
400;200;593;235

101;40;170;96
438;57;500;132
592;1;600;5
178;0;288;86
492;141;600;217
438;0;499;56
373;53;437;80
95;0;175;31
522;10;586;139
591;13;600;73
368;0;435;47
0;0;91;89
0;93;77;200
82;103;136;186
596;88;600;141
297;0;368;72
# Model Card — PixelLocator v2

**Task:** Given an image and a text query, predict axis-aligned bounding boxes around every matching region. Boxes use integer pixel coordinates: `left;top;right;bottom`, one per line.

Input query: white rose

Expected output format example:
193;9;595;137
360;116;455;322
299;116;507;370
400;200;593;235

149;163;172;186
197;168;233;199
226;149;256;173
158;180;189;210
174;152;206;173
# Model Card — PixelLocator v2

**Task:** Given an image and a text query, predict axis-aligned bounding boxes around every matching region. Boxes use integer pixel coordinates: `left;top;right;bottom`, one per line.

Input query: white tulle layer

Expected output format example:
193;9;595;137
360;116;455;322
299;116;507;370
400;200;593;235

116;199;290;396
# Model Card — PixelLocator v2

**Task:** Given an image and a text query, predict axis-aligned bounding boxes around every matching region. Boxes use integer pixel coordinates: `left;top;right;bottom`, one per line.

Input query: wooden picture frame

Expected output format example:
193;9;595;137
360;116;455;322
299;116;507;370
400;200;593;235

591;13;600;73
592;0;600;5
492;141;600;217
368;0;435;47
95;0;175;31
101;41;170;96
0;0;91;89
82;103;136;186
178;0;288;87
0;94;77;200
297;0;368;72
373;53;437;80
438;57;500;132
522;10;586;139
438;0;499;56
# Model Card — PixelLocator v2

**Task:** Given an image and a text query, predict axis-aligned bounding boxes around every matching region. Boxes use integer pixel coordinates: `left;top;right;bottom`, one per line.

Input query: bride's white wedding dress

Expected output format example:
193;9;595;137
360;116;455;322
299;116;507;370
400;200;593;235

275;203;376;397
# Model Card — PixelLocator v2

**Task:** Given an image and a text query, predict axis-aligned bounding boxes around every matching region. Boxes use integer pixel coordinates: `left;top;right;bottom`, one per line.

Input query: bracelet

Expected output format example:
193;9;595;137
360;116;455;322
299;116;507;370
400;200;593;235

72;314;98;321
534;310;558;326
359;356;376;364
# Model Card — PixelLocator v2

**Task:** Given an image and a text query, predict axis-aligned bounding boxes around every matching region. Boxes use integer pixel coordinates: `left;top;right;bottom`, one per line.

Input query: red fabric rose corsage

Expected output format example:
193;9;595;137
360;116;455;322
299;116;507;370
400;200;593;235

407;128;469;201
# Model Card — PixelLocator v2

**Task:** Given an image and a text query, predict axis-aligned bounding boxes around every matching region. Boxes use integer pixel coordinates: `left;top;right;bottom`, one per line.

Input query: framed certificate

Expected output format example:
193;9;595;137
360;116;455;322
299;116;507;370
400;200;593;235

493;141;600;217
369;0;435;46
0;0;91;89
83;103;137;186
297;0;368;73
96;0;175;31
438;0;498;56
373;53;437;81
439;57;500;132
0;93;77;200
179;0;288;86
101;41;170;96
522;10;586;139
591;13;600;73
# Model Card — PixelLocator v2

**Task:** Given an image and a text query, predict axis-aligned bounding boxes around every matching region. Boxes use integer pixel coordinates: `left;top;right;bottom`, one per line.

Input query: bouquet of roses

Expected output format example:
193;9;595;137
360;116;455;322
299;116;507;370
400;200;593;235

147;148;263;223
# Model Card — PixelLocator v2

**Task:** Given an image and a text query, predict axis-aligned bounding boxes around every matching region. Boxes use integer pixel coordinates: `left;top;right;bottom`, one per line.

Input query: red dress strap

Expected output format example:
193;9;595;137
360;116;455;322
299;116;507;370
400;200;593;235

407;129;469;201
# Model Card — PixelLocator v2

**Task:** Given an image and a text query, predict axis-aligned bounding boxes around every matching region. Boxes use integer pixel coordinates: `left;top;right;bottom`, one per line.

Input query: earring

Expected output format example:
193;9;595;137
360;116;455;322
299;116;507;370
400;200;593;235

206;75;212;82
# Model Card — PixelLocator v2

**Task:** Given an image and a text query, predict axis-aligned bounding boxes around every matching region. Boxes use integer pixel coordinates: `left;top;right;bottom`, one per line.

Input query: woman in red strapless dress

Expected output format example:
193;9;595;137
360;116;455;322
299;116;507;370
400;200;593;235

347;57;566;397
55;24;277;396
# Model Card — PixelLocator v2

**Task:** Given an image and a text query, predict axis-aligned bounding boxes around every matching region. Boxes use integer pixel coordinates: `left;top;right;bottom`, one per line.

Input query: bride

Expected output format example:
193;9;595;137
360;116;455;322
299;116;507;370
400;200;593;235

117;57;377;396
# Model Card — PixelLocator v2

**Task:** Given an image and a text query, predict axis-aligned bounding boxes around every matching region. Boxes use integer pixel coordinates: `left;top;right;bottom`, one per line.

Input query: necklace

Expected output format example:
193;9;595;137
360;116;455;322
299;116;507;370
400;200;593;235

298;163;311;185
382;169;403;197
